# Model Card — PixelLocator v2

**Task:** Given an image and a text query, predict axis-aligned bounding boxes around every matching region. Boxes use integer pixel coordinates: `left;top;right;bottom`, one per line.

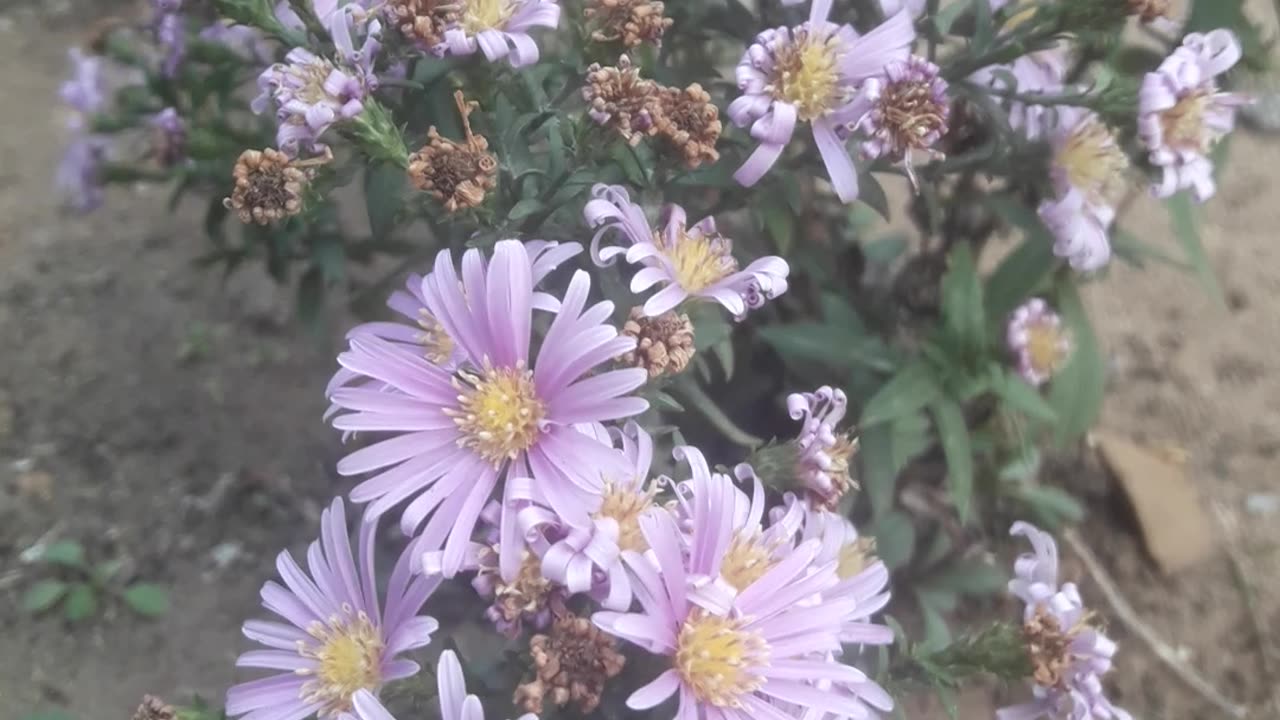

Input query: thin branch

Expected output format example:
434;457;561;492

1060;528;1250;720
1211;502;1280;718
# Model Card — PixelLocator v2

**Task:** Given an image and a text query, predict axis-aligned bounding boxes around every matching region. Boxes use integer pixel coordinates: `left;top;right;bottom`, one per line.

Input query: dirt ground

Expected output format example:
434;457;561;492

1;1;1277;719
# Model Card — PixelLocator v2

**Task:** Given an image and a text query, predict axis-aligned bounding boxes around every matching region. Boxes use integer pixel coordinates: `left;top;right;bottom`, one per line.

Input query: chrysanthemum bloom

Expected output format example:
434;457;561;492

1007;298;1071;386
155;8;186;78
327;240;647;579
1037;108;1128;271
385;0;458;49
584;0;672;48
786;386;859;510
342;651;536;720
224;148;321;225
653;84;722;169
57;135;108;213
582;56;660;146
999;522;1132;720
794;506;893;648
1139;30;1248;201
59;48;106;117
438;0;561;68
515;613;627;715
593;483;891;719
149;107;187;168
585;184;790;319
226;499;440;720
728;3;915;202
619;307;695;378
407;91;498;212
858;55;950;186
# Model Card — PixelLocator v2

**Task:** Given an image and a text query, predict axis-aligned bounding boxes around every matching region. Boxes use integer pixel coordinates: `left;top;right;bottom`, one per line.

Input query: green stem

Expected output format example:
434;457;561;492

674;378;763;449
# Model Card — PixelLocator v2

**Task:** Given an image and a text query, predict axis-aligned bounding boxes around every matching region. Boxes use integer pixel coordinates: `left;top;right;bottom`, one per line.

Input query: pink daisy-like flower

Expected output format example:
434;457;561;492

226;499;440;720
1007;298;1072;386
728;2;916;202
1037;107;1128;272
326;240;648;581
786;386;859;510
857;54;951;186
795;505;894;647
592;475;892;719
999;522;1132;720
439;0;561;68
584;184;790;319
1139;30;1249;201
342;651;535;720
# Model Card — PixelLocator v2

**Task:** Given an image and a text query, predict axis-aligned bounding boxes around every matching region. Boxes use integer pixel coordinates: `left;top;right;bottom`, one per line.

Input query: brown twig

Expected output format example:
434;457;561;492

1211;501;1280;717
1060;528;1250;719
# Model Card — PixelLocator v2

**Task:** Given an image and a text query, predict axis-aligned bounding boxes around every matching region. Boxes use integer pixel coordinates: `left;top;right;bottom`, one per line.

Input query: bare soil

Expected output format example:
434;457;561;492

1;1;1277;719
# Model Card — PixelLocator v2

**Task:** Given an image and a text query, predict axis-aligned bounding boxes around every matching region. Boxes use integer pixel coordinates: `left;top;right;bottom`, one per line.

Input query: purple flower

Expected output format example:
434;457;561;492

999;522;1132;720
786;386;858;510
728;2;915;202
156;10;187;78
584;184;790;319
225;499;440;720
438;0;561;68
59;48;105;118
969;0;1069;141
342;652;536;720
1007;298;1071;386
1139;30;1249;201
592;472;891;719
200;22;275;63
857;54;950;186
325;240;648;581
877;0;927;17
796;506;894;648
56;135;108;213
149;107;187;168
1036;108;1126;272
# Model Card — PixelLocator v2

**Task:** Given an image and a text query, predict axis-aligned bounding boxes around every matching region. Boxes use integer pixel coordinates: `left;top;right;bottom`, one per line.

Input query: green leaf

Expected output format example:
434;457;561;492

123;583;171;617
1047;280;1106;444
1184;0;1267;68
861;362;942;426
41;540;86;567
940;244;985;352
1109;227;1191;270
761;200;795;255
925;557;1007;595
63;584;97;622
890;411;932;477
972;0;994;51
506;198;543;221
296;266;325;334
991;369;1057;423
364;162;405;240
984;196;1058;318
857;170;891;221
917;591;954;651
869;511;916;570
1017;484;1085;526
759;323;894;373
933;0;970;34
23;579;68;613
930;398;975;522
1166;193;1224;305
860;423;897;518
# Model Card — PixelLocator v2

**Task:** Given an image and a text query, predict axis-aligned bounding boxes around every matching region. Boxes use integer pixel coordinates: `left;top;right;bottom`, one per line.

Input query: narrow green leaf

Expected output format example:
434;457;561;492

930;398;975;522
1017;484;1085;526
1109;227;1191;270
41;540;86;567
925;557;1007;595
63;584;97;622
917;591;954;651
23;579;68;613
857;170;891;221
364;162;405;240
506;198;543;221
1166;193;1224;305
123;583;171;617
861;362;942;426
992;369;1057;423
1047;280;1106;444
761;200;795;255
933;0;970;34
869;511;916;570
973;0;994;51
296;266;325;334
890;411;932;476
940;244;986;352
984;195;1058;317
860;423;897;518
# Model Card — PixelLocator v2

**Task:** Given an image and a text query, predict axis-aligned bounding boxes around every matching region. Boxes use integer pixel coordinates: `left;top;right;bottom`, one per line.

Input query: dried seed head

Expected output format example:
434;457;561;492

515;613;627;716
224;148;315;226
1125;0;1170;23
653;83;722;169
584;0;673;48
132;696;175;720
385;0;459;48
1023;604;1083;690
583;55;661;145
408;91;498;213
620;307;695;379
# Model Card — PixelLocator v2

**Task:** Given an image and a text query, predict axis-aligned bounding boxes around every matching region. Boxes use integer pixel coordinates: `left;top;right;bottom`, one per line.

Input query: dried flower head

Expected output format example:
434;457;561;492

386;0;458;48
583;55;660;145
473;543;566;638
584;0;673;48
408;91;498;212
516;614;627;715
132;696;175;720
859;55;950;187
619;307;695;378
224;148;322;225
1125;0;1170;23
653;84;722;169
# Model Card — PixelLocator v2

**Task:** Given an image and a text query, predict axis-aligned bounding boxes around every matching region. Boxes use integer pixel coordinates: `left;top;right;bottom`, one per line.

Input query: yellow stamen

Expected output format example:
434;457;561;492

1161;89;1219;154
1025;322;1068;379
719;532;780;591
655;229;738;294
462;0;513;31
299;609;384;716
1057;117;1128;205
770;30;843;121
449;362;546;465
416;309;455;365
596;481;658;553
674;610;769;707
836;537;877;580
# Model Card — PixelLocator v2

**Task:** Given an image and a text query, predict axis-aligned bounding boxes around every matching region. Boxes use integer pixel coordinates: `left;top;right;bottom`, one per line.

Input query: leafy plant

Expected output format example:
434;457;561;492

22;539;170;622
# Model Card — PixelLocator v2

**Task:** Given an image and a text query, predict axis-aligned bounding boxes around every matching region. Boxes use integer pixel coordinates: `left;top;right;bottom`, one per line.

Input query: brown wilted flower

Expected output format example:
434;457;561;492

583;55;661;146
132;696;175;720
515;613;627;716
408;91;498;213
1125;0;1170;23
584;0;673;48
653;83;722;169
385;0;459;48
224;148;322;225
620;307;695;378
1023;604;1084;689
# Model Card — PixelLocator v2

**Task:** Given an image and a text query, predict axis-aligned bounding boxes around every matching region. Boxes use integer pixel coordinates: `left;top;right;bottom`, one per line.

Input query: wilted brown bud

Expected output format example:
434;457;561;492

132;696;175;720
408;91;498;213
583;56;661;146
224;148;316;226
653;83;722;169
620;308;695;379
584;0;673;48
516;614;627;716
1023;605;1082;689
385;0;459;48
1125;0;1170;23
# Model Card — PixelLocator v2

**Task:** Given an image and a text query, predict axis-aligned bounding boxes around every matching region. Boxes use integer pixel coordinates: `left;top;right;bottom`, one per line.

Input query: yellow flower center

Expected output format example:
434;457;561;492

300;610;385;716
770;30;844;121
417;309;455;365
596;481;658;553
719;532;780;592
450;363;546;466
674;610;769;707
1025;322;1068;379
291;58;337;105
462;0;514;31
1161;89;1218;154
1057;117;1128;204
655;230;738;294
836;537;877;580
